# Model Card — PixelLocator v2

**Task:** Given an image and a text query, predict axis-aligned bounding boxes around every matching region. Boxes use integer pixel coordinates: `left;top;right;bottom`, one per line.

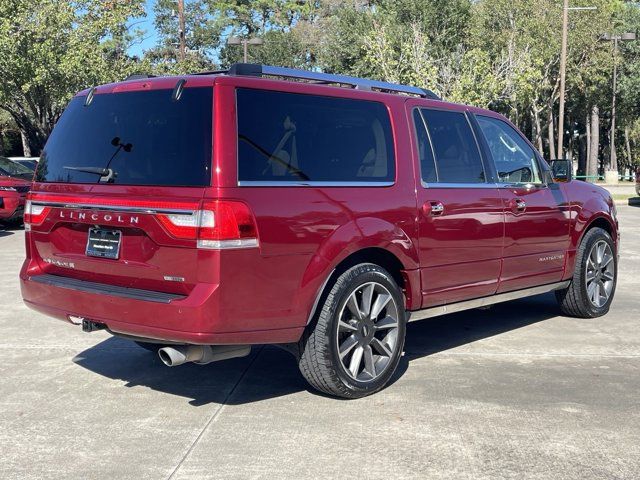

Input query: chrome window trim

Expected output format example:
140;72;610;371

237;180;395;187
30;201;194;215
420;181;500;189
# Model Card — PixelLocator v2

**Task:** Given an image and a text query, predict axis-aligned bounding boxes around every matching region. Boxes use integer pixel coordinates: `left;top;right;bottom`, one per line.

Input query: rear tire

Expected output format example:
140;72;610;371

298;263;406;399
556;227;617;318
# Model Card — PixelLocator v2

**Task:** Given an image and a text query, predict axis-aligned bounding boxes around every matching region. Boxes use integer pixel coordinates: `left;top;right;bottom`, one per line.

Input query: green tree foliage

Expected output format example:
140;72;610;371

0;0;145;155
144;0;220;74
1;0;638;168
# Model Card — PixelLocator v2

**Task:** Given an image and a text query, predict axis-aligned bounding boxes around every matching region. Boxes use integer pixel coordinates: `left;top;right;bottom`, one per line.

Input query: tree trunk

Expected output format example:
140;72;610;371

20;130;32;157
586;112;591;168
532;106;544;154
547;107;556;160
588;105;599;182
625;125;632;180
578;134;587;178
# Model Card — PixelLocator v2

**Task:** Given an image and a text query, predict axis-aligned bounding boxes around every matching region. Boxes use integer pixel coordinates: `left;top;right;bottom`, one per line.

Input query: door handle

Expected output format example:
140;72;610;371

509;198;526;213
423;201;445;216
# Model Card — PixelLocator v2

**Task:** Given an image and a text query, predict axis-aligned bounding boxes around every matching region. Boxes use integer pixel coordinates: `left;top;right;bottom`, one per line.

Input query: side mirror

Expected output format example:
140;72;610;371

549;159;572;183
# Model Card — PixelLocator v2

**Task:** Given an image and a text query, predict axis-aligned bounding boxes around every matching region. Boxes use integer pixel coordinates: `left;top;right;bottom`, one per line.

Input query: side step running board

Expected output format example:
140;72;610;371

409;281;570;322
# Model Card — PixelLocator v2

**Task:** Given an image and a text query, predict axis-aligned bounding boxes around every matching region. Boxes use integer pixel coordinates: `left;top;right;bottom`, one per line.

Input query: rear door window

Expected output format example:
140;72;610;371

38;87;213;186
237;88;395;184
412;109;437;183
419;109;485;184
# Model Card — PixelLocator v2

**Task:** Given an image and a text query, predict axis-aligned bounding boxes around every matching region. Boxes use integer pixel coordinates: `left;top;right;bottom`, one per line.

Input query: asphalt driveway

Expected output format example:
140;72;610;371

1;205;638;480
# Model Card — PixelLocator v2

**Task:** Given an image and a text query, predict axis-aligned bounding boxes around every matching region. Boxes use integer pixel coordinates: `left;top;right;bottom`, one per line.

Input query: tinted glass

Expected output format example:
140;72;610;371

420;109;485;183
237;88;394;183
0;156;33;180
476;115;541;184
38;87;213;186
412;109;437;183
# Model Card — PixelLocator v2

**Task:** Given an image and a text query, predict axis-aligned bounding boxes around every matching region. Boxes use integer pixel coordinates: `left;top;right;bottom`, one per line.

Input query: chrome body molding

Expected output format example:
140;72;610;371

29;201;194;215
237;181;395;188
408;281;571;321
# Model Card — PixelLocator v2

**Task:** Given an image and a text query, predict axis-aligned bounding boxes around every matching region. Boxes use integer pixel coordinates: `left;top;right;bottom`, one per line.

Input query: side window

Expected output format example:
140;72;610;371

419;109;485;184
476;115;541;185
412;109;437;183
237;88;395;183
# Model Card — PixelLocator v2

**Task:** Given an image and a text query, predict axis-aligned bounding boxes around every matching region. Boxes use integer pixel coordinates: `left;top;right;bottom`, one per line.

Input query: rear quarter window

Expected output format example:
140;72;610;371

236;88;395;184
38;87;213;186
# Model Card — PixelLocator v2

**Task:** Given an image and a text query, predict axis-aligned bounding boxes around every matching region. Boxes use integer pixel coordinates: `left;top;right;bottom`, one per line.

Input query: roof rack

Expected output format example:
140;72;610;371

226;63;440;100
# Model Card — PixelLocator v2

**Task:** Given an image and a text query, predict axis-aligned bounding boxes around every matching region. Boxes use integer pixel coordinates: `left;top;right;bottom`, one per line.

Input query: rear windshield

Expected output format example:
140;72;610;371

37;87;213;186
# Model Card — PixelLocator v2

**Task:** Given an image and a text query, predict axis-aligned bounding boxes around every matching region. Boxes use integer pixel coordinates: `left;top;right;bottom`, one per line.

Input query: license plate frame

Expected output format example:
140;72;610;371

85;228;122;260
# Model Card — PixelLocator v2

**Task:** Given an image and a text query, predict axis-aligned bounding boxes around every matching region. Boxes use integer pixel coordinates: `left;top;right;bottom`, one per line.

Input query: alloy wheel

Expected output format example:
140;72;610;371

585;240;615;308
336;282;400;382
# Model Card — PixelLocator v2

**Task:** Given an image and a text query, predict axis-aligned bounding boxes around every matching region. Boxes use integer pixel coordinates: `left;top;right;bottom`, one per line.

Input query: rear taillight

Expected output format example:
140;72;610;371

157;200;258;249
24;199;50;229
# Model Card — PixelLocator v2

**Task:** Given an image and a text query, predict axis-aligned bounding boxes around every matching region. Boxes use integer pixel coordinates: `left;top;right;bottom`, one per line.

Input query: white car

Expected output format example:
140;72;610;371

9;157;39;170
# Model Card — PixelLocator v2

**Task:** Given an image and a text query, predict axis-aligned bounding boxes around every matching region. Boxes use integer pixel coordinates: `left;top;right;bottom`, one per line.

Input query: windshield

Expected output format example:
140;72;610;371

37;87;213;186
0;157;34;180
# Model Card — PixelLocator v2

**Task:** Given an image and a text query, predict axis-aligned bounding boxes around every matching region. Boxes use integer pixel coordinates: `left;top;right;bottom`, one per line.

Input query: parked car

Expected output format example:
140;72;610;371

636;166;640;196
9;157;39;171
20;64;619;398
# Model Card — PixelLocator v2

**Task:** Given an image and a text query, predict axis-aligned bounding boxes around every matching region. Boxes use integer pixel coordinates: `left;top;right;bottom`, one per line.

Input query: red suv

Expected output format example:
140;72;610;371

0;156;32;224
20;65;619;398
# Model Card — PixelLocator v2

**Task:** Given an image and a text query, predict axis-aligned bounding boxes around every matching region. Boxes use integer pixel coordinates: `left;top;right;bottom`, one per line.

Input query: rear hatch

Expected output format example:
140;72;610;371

26;83;214;296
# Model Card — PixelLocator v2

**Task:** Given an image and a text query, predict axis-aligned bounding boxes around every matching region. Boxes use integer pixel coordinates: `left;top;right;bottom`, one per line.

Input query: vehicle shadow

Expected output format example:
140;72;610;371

74;292;560;406
0;221;23;236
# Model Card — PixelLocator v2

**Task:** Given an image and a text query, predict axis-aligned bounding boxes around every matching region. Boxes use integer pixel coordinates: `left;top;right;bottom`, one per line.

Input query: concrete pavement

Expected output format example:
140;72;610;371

0;206;639;479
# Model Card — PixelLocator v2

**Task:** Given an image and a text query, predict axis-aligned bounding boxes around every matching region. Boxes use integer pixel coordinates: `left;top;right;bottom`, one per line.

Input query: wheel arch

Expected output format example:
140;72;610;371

304;246;419;327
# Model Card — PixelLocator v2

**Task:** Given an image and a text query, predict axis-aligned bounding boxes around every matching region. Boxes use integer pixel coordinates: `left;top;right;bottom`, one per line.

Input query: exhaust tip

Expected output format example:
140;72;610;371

158;346;188;367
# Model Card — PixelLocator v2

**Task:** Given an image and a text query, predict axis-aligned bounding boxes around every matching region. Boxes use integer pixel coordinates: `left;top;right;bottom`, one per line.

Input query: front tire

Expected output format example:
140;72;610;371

556;227;617;318
298;263;406;399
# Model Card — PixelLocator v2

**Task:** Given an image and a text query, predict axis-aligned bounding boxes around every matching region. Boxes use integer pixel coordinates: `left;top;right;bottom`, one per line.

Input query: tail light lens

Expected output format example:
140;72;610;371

157;200;258;249
24;199;51;228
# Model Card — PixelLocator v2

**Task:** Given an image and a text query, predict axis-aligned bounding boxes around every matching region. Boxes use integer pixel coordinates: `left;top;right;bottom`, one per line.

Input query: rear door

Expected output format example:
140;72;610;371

474;114;571;292
409;104;504;308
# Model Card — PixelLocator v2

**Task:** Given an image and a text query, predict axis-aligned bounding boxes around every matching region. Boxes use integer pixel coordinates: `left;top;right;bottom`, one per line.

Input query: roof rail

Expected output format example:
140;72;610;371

226;63;440;100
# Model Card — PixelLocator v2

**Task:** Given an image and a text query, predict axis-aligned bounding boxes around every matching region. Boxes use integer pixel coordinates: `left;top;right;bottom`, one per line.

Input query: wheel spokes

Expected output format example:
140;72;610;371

338;320;358;332
370;293;391;320
348;346;364;377
375;315;398;330
346;293;363;321
371;337;393;357
339;334;358;359
360;284;374;317
363;345;376;378
336;281;400;382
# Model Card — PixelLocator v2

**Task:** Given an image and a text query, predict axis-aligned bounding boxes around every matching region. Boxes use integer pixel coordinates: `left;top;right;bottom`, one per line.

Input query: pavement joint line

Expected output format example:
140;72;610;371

425;352;640;358
165;345;265;480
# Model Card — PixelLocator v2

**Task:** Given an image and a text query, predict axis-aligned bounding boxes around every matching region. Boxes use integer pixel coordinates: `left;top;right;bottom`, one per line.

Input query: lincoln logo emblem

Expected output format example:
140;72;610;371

59;211;139;224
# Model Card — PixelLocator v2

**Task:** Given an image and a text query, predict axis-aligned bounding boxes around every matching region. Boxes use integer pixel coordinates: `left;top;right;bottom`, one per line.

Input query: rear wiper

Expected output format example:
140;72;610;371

63;166;117;182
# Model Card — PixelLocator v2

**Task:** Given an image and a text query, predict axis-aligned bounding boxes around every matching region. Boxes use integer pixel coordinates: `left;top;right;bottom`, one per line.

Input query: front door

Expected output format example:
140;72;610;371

410;105;504;308
474;114;571;293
